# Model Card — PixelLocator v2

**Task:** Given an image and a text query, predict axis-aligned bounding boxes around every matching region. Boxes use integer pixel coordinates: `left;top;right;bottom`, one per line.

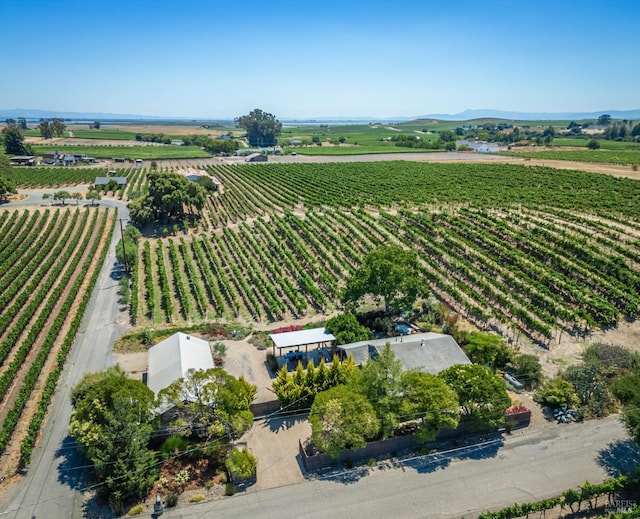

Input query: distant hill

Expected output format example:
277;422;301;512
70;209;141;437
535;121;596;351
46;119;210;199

2;108;639;124
415;109;640;122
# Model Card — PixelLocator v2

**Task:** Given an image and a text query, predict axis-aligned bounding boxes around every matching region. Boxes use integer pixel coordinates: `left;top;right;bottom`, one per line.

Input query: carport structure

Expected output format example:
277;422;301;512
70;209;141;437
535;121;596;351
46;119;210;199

269;328;336;363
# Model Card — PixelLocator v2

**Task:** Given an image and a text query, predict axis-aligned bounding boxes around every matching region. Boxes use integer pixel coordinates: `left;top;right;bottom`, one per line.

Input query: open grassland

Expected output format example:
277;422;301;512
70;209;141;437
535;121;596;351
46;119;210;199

0;207;115;472
506;149;640;165
31;144;211;160
133;162;640;348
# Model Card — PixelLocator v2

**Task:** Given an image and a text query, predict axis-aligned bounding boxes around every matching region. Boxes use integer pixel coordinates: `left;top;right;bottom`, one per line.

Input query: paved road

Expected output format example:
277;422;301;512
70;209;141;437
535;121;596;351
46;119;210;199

0;194;130;519
161;416;637;519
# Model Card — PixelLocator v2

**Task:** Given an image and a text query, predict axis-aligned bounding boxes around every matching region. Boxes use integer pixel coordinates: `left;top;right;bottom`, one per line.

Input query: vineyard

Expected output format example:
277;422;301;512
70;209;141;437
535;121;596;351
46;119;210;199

0;207;115;471
132;162;640;347
507;149;640;165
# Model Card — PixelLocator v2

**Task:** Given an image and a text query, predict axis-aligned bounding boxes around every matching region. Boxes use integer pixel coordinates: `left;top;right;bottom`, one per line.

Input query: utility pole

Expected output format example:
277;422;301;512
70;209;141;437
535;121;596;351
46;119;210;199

119;218;129;275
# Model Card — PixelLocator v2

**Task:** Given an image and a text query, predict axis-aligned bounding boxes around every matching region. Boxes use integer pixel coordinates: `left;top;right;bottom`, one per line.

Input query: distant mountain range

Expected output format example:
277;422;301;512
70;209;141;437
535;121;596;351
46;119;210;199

1;108;639;123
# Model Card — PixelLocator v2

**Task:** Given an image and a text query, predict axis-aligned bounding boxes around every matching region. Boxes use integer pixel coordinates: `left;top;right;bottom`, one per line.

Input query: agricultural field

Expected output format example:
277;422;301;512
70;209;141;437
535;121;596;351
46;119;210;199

132;162;640;348
506;149;640;165
6;167;114;188
0;207;115;471
552;138;640;150
31;144;211;160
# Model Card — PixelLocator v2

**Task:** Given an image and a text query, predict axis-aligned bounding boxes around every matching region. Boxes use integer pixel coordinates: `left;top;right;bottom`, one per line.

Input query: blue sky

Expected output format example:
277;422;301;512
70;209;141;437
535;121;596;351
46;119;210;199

1;0;638;119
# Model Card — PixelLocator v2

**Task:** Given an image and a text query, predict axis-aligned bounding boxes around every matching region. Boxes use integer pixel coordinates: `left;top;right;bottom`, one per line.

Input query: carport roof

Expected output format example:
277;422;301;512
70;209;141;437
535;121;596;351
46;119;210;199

269;328;336;349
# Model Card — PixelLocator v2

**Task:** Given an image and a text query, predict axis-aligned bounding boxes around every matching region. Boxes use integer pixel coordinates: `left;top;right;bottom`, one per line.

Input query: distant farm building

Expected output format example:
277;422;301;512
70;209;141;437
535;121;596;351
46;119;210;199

455;140;500;153
10;155;35;166
245;153;268;163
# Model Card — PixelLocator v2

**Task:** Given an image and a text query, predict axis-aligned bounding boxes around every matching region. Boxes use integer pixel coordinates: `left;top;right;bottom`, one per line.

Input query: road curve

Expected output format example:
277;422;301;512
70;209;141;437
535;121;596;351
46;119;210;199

0;192;130;519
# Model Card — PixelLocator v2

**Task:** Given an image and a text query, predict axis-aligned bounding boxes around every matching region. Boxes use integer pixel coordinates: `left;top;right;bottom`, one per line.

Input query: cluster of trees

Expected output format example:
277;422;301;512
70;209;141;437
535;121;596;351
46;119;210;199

181;134;239;154
308;344;511;457
2;125;32;155
129;171;207;226
535;342;639;419
235;109;282;147
37;118;66;139
272;355;357;411
70;366;256;513
390;132;457;151
5;118;27;130
135;132;172;144
41;190;85;205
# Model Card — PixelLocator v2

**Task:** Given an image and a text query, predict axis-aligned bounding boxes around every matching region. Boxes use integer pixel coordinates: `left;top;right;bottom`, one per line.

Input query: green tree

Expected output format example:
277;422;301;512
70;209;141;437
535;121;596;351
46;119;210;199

587;139;600;149
92;120;101;129
0;175;17;198
400;371;460;442
157;368;256;441
69;366;157;512
85;190;102;206
597;114;612;126
16;117;27;130
52;190;71;205
439;364;511;429
463;331;514;371
309;385;380;458
357;343;404;437
509;353;543;389
51;118;66;137
235;109;282;147
325;312;372;345
342;244;426;313
2;126;30;155
129;171;207;226
37;120;53;139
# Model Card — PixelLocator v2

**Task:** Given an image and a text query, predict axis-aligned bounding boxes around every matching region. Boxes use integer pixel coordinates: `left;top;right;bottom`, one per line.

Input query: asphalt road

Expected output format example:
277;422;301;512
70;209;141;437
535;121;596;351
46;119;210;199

0;193;130;519
160;416;637;519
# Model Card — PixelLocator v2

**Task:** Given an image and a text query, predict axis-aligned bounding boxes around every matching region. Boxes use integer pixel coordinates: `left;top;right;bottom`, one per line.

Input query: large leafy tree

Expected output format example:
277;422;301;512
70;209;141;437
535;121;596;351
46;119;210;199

439;364;511;429
612;370;640;445
399;372;460;442
463;331;514;371
129;171;207;225
37;120;53;139
69;366;157;512
235;108;282;147
157;368;256;441
51;117;66;137
309;385;380;458
2;125;30;155
343;245;426;313
325;312;372;345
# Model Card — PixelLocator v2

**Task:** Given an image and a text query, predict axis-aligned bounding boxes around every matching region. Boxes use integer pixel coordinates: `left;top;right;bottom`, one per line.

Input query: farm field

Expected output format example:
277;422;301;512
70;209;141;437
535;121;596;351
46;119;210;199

0;207;115;473
506;149;640;165
133;162;640;348
30;144;211;160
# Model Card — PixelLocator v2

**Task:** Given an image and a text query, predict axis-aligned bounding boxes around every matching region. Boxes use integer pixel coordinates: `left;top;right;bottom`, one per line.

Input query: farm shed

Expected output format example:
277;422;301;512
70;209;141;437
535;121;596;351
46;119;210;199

245;153;268;163
336;332;471;375
94;176;127;186
269;328;336;361
146;332;214;397
10;155;35;166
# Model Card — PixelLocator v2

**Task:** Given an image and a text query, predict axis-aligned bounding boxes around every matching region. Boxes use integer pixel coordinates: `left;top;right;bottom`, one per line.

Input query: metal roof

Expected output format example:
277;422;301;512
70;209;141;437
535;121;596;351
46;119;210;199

337;332;471;374
269;328;336;349
147;332;214;395
94;177;127;185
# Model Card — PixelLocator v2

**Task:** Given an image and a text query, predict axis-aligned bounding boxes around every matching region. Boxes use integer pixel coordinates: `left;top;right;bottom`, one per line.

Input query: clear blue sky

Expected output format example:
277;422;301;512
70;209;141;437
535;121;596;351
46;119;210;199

1;0;638;119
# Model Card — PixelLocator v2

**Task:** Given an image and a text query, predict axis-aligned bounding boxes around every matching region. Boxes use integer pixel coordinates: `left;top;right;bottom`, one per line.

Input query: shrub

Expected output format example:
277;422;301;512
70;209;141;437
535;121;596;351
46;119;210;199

226;448;257;479
127;504;144;516
165;493;179;508
534;376;579;408
225;483;236;496
189;494;206;503
160;435;188;457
